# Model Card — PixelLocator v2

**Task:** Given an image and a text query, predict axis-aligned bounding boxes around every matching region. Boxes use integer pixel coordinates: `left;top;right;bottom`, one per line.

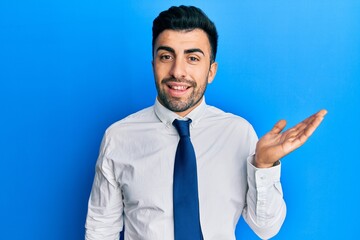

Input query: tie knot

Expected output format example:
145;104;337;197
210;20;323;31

173;119;192;137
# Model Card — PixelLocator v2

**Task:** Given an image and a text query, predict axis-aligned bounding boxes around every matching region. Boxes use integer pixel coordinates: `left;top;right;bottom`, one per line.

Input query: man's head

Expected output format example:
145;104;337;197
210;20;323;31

152;5;218;63
152;6;219;116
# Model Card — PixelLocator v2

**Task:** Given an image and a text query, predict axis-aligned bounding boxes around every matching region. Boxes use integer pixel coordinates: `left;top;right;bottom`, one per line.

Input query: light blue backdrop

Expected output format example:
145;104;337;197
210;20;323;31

1;0;359;239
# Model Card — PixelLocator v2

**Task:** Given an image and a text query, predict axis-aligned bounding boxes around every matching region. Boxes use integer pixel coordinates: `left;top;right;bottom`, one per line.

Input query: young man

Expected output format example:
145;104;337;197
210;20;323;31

85;6;327;240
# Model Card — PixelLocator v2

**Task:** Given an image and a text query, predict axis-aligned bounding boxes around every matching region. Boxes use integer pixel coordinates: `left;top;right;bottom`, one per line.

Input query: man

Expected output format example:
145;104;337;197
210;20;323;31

85;5;327;240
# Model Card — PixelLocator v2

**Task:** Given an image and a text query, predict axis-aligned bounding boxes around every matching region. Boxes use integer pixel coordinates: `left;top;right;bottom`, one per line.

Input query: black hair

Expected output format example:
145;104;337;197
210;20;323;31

152;5;218;62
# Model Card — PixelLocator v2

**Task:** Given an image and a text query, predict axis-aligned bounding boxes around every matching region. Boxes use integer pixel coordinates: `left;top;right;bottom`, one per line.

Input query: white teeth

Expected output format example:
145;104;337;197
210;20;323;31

171;85;187;90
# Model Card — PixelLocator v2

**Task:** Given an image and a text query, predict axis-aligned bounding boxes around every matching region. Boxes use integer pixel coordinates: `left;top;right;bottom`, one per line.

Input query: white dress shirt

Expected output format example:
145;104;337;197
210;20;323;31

85;98;286;240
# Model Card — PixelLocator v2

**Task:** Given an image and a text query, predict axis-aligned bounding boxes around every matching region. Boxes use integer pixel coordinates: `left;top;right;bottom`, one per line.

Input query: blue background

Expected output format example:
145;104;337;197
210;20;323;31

1;0;359;239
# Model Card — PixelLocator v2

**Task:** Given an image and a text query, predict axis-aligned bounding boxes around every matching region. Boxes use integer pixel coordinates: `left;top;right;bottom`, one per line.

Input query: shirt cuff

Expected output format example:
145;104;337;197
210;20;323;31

247;154;281;190
246;154;284;228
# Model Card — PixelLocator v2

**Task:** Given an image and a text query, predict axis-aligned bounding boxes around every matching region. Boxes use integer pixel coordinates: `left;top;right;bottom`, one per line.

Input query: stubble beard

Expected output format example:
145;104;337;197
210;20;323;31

156;77;208;113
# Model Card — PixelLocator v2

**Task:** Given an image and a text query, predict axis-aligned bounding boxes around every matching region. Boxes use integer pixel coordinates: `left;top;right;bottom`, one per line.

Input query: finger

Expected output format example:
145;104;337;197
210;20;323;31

303;111;326;137
283;109;328;143
303;109;328;124
293;110;327;144
316;109;328;117
291;109;328;133
270;119;287;134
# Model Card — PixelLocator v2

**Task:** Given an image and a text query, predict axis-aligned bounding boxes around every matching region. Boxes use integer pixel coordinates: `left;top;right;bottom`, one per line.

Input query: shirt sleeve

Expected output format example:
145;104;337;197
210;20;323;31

243;154;287;239
85;135;124;240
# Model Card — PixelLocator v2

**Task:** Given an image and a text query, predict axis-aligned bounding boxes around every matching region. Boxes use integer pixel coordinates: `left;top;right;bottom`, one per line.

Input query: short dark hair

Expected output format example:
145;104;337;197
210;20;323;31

152;5;218;62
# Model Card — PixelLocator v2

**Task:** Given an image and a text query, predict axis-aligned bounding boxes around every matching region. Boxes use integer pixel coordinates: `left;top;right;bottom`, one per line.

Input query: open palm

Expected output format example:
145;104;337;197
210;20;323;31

255;110;327;168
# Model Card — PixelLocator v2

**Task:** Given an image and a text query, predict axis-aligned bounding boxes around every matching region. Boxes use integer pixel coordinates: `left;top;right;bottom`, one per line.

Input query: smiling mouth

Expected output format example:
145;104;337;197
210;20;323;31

161;78;195;97
164;82;192;98
168;84;190;90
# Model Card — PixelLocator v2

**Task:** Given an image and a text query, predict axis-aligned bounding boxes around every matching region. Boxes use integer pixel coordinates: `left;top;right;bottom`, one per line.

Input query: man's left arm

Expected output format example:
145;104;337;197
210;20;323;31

243;109;327;238
243;155;286;239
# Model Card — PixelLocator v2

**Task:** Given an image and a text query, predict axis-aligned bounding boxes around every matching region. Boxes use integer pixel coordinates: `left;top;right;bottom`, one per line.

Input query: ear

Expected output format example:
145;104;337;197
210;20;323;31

207;62;218;84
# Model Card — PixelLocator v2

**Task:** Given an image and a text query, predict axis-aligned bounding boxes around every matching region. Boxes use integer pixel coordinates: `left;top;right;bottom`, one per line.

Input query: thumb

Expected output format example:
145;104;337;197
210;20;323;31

270;119;287;134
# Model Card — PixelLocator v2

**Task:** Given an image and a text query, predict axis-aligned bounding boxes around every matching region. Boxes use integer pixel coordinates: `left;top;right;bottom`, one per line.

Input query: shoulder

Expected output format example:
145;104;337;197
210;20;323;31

105;106;157;136
203;104;257;137
205;105;252;126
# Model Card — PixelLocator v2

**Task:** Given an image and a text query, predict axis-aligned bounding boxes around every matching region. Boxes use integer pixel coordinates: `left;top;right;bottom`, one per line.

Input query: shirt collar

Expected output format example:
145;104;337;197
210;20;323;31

154;97;207;128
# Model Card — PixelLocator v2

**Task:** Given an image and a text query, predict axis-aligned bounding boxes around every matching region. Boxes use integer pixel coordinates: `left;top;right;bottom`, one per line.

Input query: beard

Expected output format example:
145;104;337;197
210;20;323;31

156;77;208;113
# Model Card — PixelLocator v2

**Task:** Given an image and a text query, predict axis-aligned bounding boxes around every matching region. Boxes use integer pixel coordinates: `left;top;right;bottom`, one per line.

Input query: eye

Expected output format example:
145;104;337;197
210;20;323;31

159;54;173;62
188;56;200;63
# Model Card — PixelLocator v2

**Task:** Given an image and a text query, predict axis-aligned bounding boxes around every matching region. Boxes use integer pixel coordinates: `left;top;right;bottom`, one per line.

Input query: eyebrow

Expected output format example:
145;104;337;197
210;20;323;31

184;48;205;56
156;46;205;56
156;46;175;54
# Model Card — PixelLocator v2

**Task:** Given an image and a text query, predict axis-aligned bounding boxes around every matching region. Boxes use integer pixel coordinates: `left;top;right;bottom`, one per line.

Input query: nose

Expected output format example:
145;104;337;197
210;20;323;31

169;57;186;79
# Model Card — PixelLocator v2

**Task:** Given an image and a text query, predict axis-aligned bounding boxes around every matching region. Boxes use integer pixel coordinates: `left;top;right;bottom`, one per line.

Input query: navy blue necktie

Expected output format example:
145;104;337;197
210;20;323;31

172;119;202;240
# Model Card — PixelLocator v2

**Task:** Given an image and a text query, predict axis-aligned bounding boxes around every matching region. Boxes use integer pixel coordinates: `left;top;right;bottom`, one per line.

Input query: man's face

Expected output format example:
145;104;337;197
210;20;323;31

153;29;218;116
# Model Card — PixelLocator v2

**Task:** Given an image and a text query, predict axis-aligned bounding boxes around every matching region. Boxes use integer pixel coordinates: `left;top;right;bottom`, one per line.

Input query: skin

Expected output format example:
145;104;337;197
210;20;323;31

152;29;218;117
255;109;327;168
152;28;327;168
